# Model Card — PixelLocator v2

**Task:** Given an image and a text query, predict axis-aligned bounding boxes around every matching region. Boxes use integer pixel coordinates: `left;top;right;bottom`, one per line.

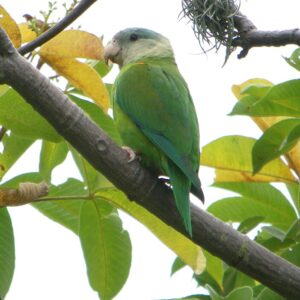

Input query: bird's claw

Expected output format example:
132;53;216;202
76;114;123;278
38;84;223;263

122;146;137;163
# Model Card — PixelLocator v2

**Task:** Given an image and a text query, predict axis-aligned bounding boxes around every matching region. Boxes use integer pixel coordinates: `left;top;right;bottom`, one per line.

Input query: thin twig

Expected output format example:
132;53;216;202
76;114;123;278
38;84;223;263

18;0;98;55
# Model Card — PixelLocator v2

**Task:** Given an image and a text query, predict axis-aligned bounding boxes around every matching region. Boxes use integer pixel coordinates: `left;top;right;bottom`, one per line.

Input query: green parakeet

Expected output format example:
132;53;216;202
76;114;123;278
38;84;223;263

104;28;204;235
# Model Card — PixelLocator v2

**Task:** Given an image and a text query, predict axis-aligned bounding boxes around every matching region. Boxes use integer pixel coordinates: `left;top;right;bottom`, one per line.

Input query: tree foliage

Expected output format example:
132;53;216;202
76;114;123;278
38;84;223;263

0;2;300;300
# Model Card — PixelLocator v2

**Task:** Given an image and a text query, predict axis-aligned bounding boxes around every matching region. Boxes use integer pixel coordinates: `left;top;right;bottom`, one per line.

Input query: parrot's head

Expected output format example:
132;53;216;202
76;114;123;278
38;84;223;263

104;28;174;68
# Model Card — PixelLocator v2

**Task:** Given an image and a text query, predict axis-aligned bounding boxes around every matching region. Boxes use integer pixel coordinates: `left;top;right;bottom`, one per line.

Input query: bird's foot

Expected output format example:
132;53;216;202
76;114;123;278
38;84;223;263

159;176;171;188
122;146;138;163
159;176;170;185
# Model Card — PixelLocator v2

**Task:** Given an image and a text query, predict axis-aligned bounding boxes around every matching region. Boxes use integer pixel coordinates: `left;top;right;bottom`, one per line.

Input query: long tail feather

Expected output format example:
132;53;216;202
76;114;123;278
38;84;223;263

167;161;192;236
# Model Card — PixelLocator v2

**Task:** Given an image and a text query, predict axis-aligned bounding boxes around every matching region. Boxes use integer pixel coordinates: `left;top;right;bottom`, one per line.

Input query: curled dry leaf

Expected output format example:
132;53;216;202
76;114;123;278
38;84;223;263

0;181;49;206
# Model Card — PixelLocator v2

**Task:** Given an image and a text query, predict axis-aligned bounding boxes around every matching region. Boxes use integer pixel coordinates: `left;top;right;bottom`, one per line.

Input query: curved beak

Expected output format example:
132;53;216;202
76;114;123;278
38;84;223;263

104;39;121;65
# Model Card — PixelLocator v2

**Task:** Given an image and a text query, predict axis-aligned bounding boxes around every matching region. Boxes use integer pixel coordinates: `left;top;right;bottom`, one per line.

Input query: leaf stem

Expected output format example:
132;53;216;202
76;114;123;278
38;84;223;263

36;195;90;202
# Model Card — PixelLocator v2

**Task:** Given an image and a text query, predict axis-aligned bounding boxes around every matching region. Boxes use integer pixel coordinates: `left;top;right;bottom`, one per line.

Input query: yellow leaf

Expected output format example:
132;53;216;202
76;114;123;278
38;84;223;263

96;189;206;275
18;22;37;43
201;135;296;183
40;29;104;60
41;55;109;112
215;169;290;182
0;6;21;47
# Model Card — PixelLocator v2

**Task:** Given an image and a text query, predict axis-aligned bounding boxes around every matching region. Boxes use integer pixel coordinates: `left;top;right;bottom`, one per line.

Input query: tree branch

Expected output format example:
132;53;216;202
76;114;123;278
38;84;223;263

181;0;300;59
18;0;98;56
0;27;300;299
233;9;300;58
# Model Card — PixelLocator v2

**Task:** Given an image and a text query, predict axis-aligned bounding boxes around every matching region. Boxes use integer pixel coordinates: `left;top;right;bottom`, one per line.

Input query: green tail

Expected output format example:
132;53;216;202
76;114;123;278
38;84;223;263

167;161;192;236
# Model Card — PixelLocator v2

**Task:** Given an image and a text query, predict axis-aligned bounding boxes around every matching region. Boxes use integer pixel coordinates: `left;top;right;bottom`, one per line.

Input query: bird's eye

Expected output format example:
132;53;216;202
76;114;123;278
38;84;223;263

129;33;138;41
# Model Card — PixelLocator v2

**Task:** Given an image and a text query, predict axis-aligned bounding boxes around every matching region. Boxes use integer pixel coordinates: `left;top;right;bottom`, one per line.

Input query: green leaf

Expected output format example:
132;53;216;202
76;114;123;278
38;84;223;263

286;183;300;213
237;216;265;234
39;140;69;180
223;268;255;296
255;221;300;252
252;285;265;298
284;48;300;71
208;196;296;230
171;257;186;276
96;189;206;275
201;136;295;182
0;208;15;299
230;83;269;115
32;178;86;233
224;287;253;300
204;250;224;288
285;219;300;242
0;88;61;142
252;119;300;173
231;79;300;117
0;85;9;97
213;182;293;216
79;200;131;300
92;60;112;78
0;132;34;179
194;271;223;295
206;284;224;300
281;243;300;267
210;182;296;230
256;288;285;300
255;229;294;253
213;182;296;229
261;226;286;241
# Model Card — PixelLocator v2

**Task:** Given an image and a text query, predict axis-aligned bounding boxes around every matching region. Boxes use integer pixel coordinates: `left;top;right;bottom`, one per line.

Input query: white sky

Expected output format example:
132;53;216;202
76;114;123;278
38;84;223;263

2;0;300;299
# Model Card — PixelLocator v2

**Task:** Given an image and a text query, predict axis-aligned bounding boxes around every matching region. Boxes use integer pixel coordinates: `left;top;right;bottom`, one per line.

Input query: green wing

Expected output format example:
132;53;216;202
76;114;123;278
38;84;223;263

114;61;201;188
114;61;202;235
